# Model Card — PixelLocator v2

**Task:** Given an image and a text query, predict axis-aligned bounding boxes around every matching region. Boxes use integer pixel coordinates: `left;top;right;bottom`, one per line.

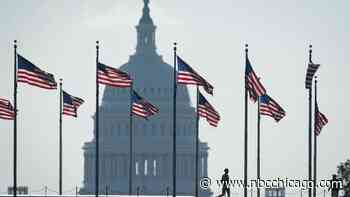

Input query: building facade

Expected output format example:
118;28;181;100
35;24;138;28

80;0;211;196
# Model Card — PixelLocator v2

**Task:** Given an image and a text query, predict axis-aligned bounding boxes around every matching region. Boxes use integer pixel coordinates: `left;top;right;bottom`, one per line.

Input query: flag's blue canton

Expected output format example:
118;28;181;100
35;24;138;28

260;94;286;122
131;91;144;104
198;92;220;127
17;54;57;89
245;57;266;102
63;91;74;104
177;56;214;95
177;57;197;75
131;90;159;119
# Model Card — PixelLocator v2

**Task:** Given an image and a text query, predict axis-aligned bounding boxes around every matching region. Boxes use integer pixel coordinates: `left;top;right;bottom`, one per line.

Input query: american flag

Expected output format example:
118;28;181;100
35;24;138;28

0;98;15;120
63;91;84;117
131;90;159;119
97;62;132;88
245;57;266;102
305;62;320;89
198;92;220;127
17;54;57;89
260;94;286;122
315;101;328;136
177;56;214;95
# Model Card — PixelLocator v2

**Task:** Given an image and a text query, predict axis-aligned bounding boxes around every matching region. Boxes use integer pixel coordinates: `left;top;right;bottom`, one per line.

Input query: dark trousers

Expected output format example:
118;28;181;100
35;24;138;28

218;186;230;197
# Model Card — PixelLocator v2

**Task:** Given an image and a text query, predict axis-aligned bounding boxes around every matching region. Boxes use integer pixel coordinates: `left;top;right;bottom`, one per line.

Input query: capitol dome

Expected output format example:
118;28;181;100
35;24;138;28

80;1;210;196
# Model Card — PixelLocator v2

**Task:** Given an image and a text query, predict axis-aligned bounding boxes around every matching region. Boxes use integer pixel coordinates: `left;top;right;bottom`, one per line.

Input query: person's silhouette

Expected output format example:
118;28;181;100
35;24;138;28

328;174;341;197
217;168;230;197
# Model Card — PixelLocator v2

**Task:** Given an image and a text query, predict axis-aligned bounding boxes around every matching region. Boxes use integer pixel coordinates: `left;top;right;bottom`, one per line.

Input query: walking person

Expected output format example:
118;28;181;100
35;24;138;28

218;168;230;197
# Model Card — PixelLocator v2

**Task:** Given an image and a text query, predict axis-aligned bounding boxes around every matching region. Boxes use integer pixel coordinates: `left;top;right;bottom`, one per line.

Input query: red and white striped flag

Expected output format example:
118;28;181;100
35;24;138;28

97;62;132;88
315;102;328;136
198;92;220;127
305;62;320;89
63;91;84;117
0;98;15;120
131;90;159;119
17;54;57;90
260;94;286;122
177;56;214;95
245;57;266;102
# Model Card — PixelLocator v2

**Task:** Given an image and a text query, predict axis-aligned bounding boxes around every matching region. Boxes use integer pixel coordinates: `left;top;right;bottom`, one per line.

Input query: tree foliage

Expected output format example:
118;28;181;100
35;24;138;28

338;159;350;197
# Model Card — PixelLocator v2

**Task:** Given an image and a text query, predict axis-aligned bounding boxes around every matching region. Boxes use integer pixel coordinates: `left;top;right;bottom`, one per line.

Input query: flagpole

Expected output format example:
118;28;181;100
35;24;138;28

13;40;18;197
129;83;134;195
308;45;313;197
172;42;177;197
59;79;63;195
244;44;249;197
195;86;199;197
95;40;100;197
313;77;318;197
257;96;261;197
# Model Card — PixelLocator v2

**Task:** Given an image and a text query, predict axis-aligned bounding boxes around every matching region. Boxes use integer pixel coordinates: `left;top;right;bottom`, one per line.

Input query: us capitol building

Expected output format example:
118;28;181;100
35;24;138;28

79;1;211;196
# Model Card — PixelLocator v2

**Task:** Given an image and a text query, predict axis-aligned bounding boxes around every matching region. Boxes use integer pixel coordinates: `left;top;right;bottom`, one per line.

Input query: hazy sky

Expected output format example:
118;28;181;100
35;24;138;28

0;0;349;195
